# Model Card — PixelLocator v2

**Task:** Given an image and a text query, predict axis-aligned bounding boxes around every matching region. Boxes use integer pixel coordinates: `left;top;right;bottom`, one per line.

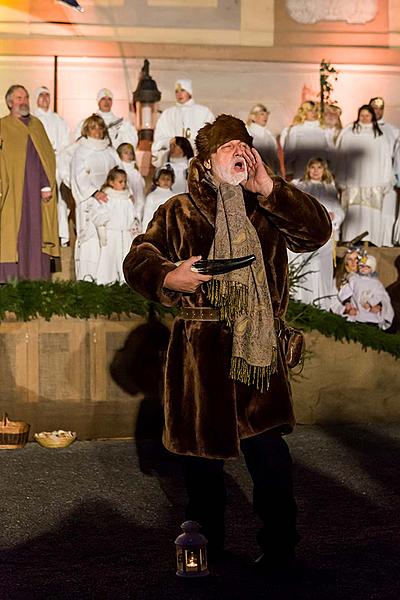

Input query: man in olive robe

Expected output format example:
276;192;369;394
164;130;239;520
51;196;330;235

0;84;59;281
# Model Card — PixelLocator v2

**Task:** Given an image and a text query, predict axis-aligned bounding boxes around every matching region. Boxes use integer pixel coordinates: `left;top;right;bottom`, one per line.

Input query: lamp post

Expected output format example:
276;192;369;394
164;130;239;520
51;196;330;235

132;59;161;176
175;521;209;577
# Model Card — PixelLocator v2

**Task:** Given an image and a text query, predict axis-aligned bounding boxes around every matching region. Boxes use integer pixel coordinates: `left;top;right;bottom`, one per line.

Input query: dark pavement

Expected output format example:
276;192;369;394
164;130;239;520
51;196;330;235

0;424;399;600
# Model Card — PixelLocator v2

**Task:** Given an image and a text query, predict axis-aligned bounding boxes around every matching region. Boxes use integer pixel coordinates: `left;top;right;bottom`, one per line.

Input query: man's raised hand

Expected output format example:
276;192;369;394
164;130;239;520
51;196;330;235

242;147;273;198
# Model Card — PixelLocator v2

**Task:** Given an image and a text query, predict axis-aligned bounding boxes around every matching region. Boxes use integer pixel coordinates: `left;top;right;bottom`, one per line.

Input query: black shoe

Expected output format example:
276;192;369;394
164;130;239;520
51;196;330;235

254;551;301;582
207;543;226;564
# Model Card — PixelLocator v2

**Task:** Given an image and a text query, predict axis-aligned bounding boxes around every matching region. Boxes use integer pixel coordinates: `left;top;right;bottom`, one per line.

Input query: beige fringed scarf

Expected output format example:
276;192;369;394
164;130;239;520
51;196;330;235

206;182;277;391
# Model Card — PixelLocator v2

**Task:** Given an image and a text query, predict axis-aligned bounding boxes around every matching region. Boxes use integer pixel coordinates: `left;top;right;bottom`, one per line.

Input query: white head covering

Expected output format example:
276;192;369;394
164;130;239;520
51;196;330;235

33;86;50;106
364;255;377;272
97;88;113;102
175;79;193;96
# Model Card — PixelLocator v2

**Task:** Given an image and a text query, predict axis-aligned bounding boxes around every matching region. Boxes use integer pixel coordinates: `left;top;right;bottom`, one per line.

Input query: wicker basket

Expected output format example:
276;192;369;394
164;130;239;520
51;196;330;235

0;413;30;449
34;431;77;449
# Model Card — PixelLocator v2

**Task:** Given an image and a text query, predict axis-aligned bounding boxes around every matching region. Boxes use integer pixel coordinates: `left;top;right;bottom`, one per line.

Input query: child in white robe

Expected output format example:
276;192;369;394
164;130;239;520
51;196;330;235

117;143;146;223
288;158;340;310
167;136;193;195
336;254;394;330
92;167;141;285
142;166;175;232
151;136;193;194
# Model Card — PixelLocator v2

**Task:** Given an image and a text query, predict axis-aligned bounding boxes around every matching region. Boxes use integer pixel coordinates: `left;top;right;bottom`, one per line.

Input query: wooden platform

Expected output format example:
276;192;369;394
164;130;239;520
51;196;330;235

1;315;399;439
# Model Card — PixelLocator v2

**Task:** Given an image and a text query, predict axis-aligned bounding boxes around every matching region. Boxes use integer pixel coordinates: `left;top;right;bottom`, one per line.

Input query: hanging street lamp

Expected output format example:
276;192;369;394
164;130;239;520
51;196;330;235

132;59;161;176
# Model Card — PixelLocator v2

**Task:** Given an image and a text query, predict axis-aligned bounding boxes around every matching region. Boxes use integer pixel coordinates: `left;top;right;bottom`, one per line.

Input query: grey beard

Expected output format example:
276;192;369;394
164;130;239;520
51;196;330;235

213;163;248;187
18;105;30;117
225;170;247;186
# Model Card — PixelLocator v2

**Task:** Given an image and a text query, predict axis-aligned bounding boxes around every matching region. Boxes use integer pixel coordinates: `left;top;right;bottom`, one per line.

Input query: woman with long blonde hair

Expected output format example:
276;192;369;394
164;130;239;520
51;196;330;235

280;100;332;180
70;114;119;280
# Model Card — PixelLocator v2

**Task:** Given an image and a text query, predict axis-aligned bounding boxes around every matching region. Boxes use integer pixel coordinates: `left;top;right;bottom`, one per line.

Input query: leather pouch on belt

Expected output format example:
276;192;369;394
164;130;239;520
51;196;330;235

283;327;305;369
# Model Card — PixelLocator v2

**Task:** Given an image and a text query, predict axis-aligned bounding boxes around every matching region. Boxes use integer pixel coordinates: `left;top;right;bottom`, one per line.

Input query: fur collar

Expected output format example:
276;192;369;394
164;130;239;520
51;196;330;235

187;157;218;226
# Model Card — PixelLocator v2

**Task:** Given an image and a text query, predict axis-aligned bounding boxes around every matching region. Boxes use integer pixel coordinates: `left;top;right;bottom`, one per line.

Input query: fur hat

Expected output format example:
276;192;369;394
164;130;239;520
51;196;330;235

195;114;253;163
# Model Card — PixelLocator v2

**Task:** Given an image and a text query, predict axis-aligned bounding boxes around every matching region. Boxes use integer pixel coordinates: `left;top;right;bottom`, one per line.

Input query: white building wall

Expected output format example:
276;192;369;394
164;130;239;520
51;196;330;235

1;56;400;136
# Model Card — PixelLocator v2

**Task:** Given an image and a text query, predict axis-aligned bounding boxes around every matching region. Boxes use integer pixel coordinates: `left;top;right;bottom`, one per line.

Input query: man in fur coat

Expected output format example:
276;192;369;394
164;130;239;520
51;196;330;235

123;114;331;572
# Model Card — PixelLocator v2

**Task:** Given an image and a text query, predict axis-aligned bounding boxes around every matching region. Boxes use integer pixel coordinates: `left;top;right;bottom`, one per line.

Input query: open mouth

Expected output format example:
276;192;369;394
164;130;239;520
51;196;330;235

233;158;245;173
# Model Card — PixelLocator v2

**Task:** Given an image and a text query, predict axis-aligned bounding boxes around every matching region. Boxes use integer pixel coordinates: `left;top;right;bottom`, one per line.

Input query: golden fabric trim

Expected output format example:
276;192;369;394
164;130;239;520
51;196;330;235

230;352;277;393
341;186;388;211
206;279;248;327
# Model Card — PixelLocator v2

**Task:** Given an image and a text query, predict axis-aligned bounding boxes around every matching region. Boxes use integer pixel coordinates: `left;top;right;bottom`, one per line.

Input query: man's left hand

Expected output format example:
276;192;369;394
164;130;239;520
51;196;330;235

241;147;273;198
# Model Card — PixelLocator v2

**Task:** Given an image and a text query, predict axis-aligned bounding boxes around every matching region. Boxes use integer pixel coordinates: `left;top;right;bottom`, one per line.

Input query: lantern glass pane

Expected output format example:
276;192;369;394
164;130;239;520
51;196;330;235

176;548;184;573
142;105;153;129
184;549;199;573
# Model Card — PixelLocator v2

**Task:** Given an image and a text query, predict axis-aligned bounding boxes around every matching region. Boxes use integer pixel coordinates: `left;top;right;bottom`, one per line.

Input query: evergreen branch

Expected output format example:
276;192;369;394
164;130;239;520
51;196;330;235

0;281;398;359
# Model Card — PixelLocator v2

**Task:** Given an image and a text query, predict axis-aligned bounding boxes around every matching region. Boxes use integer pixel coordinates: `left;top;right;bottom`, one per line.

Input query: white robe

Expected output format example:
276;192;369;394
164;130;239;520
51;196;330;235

91;187;139;285
288;179;337;311
281;120;332;180
152;98;214;155
377;118;400;153
34;107;71;244
288;241;334;311
292;179;344;240
335;123;395;247
247;122;280;174
58;141;80;189
70;137;119;280
169;157;190;195
74;110;138;150
142;186;174;232
120;161;146;221
336;272;394;330
378;119;400;245
34;108;70;155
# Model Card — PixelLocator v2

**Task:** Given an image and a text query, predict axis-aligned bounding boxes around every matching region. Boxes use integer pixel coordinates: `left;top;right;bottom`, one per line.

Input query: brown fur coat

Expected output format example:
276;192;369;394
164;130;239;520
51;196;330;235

123;159;331;458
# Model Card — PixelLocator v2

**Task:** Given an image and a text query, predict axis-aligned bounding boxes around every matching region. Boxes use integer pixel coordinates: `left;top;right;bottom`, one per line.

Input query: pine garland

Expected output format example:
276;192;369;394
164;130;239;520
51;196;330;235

0;280;173;321
0;281;399;359
286;300;400;359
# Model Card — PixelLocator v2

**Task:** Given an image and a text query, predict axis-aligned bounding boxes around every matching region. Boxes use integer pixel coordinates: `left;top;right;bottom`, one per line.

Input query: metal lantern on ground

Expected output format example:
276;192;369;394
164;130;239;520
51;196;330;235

175;520;209;577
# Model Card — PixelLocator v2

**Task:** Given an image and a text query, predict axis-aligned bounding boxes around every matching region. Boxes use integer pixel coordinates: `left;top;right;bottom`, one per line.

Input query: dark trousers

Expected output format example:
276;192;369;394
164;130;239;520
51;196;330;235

183;428;299;556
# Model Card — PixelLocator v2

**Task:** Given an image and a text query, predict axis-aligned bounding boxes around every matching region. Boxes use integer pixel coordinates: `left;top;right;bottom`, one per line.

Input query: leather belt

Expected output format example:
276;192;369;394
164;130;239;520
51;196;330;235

178;307;221;321
178;307;284;331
